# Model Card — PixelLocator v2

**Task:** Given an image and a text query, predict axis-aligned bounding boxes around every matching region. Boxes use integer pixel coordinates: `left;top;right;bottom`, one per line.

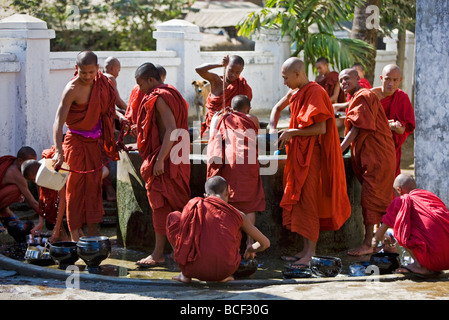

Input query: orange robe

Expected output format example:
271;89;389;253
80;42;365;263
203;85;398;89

0;156;21;211
124;84;144;125
383;189;449;272
38;147;59;225
206;111;265;213
281;81;351;242
166;196;243;281
345;88;396;225
202;76;252;137
63;71;118;232
380;89;415;176
136;84;191;235
318;71;346;103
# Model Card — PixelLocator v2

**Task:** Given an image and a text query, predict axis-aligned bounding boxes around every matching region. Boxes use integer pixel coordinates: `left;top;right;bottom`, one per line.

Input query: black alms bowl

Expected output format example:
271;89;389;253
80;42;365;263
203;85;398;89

309;255;342;277
369;252;400;274
49;241;78;269
76;236;111;272
6;220;34;243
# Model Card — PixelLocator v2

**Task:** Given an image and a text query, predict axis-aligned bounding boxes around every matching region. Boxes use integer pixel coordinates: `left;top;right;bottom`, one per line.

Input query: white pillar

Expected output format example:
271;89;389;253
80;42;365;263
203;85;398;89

0;14;55;155
153;19;202;106
254;28;291;103
415;0;449;203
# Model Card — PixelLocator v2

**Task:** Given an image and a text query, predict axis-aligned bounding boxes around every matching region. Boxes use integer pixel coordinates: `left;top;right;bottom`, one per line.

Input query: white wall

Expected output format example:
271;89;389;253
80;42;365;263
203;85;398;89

0;14;415;156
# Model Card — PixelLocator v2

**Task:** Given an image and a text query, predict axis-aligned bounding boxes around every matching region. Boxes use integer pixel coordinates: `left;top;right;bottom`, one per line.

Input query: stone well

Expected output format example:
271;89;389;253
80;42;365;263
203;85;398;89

116;143;363;255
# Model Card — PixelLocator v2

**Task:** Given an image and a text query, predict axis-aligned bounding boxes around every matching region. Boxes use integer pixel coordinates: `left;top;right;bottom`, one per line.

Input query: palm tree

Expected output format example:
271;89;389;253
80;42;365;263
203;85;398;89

350;0;381;83
237;0;376;74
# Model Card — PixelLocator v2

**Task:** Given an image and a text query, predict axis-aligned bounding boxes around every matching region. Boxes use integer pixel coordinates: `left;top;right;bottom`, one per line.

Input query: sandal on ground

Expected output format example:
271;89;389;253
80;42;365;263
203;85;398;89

394;265;442;279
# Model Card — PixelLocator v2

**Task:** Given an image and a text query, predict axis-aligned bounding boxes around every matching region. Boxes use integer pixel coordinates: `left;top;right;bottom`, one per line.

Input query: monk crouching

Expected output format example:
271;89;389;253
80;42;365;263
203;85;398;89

167;176;270;283
375;174;449;278
0;147;38;232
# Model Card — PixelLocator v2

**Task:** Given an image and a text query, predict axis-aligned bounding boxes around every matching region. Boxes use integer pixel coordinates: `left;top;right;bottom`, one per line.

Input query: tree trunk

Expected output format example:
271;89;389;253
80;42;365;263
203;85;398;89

396;25;406;89
351;0;381;84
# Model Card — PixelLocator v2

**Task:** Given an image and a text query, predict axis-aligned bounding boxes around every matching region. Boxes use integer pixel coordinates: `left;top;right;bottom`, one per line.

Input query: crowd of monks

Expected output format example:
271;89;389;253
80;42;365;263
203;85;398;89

2;50;449;281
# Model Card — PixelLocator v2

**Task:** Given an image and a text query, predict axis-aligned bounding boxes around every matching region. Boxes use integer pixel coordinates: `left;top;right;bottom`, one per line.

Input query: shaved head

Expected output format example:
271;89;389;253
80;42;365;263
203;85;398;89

205;176;228;196
105;57;119;68
21;159;41;180
382;64;402;76
380;64;402;96
282;57;306;74
76;50;98;67
340;68;359;78
16;146;37;161
393;174;416;194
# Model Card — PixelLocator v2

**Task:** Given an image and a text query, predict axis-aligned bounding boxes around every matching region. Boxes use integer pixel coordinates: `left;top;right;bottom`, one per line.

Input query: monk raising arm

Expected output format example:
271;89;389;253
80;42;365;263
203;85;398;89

195;56;228;97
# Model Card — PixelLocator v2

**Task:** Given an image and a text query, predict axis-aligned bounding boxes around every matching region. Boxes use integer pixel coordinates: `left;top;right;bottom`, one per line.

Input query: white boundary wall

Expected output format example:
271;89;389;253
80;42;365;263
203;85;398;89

0;14;415;156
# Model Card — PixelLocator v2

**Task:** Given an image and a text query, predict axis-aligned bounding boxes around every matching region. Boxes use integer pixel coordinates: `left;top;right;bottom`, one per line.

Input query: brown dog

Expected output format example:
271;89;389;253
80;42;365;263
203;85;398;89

191;80;210;121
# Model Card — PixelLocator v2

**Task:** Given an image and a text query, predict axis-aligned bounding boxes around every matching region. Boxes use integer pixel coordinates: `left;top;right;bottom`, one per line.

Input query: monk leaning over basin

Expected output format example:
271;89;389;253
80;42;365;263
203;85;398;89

166;176;270;283
339;68;396;257
375;174;449;278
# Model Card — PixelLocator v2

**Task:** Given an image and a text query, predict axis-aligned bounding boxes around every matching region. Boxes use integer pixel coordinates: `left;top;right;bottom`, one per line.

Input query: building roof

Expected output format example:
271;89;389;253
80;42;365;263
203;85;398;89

184;1;262;28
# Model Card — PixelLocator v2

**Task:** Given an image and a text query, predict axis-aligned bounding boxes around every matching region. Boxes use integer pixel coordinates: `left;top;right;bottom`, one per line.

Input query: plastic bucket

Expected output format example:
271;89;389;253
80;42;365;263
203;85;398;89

35;158;70;191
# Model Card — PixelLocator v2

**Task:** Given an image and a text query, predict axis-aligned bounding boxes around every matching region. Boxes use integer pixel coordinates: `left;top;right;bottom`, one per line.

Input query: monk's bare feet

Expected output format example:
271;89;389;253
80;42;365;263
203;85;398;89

396;263;433;276
347;244;374;256
289;256;312;269
220;275;234;282
173;272;191;283
136;254;165;268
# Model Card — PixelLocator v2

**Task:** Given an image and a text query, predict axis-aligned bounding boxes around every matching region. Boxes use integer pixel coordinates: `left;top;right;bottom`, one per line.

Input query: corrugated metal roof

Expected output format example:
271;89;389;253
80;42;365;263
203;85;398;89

184;1;262;28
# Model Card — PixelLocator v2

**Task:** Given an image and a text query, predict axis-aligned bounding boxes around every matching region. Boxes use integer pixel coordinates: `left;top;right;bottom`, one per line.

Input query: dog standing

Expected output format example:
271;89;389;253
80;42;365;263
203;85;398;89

191;80;210;122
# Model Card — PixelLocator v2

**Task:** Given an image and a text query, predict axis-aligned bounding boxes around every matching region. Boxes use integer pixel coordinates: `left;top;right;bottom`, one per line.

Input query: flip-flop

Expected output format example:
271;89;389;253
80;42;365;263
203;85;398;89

395;265;442;279
280;255;300;262
135;258;166;269
284;263;309;270
0;222;5;233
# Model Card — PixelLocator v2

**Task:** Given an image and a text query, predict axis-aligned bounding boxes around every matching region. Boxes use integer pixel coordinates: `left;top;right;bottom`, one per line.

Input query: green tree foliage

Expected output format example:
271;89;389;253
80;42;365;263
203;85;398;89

10;0;191;51
237;0;376;73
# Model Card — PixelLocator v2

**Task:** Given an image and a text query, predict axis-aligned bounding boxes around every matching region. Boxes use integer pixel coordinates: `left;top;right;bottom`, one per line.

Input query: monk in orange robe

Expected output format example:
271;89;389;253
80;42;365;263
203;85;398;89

0;147;38;232
52;51;124;241
375;174;449;277
270;57;351;267
125;65;166;134
372;64;415;176
195;55;252;138
315;57;346;104
339;68;396;256
134;63;191;268
334;63;372;113
207;95;265;246
166;176;270;283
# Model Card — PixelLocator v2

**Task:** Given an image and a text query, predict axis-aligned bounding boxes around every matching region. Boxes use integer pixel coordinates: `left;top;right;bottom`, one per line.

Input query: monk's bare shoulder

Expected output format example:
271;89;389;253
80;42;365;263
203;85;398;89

370;87;384;100
2;163;23;186
246;114;260;130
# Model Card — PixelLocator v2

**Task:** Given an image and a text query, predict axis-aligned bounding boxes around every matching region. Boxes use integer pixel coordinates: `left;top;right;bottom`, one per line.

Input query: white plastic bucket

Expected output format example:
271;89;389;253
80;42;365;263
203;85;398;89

35;158;70;191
